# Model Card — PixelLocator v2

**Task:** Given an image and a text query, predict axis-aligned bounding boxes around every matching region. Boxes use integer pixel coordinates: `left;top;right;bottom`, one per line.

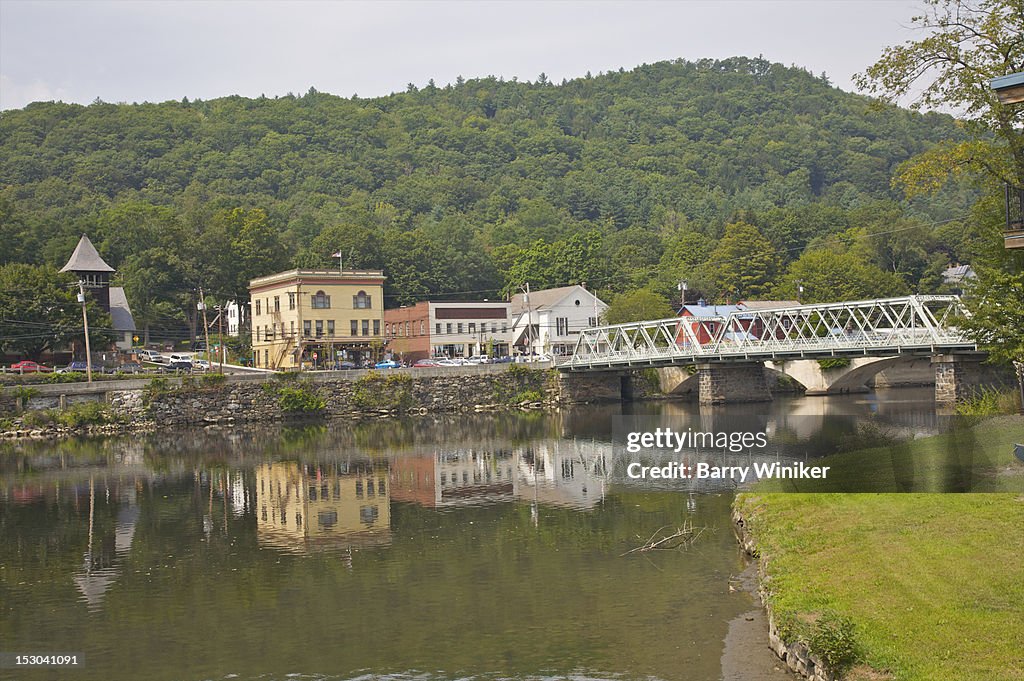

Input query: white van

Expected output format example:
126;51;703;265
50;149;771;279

167;353;194;364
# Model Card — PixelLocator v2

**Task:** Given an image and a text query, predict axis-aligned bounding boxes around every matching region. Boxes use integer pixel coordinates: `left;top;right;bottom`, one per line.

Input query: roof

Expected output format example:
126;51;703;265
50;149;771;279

60;235;115;273
510;285;606;315
678;303;745;318
991;72;1024;90
942;264;976;283
109;287;136;332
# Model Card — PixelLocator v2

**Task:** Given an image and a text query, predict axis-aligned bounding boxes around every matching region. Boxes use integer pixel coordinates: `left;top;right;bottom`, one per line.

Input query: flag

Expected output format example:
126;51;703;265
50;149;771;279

331;251;343;258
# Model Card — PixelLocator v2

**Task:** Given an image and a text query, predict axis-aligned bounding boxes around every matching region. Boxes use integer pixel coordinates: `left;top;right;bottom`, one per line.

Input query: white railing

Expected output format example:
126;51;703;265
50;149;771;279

561;296;977;369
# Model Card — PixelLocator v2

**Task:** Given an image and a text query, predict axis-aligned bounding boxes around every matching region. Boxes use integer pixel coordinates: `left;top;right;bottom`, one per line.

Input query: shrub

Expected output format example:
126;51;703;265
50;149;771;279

56;401;111;428
200;372;227;388
21;409;55;428
277;385;327;413
955;387;1020;416
817;357;851;371
513;389;544;403
493;366;550;405
351;371;414;411
43;371;87;384
11;386;38;403
808;612;859;671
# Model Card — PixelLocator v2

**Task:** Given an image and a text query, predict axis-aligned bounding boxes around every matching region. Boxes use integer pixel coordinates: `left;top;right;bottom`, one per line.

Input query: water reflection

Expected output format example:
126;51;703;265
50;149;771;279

0;391;1007;681
256;461;391;553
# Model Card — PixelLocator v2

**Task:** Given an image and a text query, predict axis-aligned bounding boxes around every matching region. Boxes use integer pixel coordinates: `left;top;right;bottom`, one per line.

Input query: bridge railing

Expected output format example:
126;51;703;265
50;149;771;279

561;295;976;369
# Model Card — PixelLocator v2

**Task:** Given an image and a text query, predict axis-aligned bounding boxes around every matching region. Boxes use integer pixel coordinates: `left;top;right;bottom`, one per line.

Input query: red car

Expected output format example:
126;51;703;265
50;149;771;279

412;359;440;368
10;360;50;373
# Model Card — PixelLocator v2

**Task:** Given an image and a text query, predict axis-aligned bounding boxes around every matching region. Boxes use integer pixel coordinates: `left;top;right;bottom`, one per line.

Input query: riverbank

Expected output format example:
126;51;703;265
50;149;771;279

733;415;1024;680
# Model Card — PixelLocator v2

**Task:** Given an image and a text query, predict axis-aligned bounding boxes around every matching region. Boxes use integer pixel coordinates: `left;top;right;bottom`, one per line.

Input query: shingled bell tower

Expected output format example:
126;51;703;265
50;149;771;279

60;235;115;312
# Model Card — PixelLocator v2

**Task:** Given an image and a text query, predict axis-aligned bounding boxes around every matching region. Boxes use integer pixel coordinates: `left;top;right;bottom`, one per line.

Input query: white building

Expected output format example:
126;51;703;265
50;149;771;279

510;285;607;357
224;301;244;337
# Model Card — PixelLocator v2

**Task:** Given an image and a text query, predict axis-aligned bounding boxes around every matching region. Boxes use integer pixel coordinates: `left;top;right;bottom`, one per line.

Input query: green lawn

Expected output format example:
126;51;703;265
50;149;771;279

736;416;1024;680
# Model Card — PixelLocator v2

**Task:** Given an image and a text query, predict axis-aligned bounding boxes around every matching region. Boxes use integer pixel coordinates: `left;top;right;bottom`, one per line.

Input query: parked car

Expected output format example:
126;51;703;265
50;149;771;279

55;360;88;373
167;353;194;364
374;360;401;369
435;358;463;367
167;360;193;373
413;359;440;368
466;355;491;364
333;360;357;370
136;349;163;363
10;360;50;373
491;355;514;364
115;362;143;374
193;359;210;372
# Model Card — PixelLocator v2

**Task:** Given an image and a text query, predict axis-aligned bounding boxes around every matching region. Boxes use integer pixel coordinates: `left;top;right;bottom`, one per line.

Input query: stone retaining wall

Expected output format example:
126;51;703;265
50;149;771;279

731;506;840;681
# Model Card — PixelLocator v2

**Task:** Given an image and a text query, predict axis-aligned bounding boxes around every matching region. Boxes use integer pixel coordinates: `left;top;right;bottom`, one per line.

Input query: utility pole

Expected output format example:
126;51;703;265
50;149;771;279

216;305;225;373
78;280;93;384
523;282;533;357
198;287;211;369
677;280;688;309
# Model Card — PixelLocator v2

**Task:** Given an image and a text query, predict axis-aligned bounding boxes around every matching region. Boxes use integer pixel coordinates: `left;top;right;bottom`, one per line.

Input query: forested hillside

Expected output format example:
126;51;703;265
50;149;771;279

0;57;985;338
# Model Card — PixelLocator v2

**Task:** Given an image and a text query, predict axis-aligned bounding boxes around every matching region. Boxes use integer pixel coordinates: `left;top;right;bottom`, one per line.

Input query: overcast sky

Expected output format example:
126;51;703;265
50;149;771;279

0;0;925;111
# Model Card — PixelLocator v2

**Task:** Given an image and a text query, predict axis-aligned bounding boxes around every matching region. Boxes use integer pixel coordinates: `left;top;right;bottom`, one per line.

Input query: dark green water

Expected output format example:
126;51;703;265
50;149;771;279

0;391;946;681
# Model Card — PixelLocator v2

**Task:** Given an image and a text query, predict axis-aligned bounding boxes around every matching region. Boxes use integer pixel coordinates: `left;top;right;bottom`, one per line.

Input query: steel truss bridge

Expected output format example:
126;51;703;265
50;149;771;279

560;295;977;371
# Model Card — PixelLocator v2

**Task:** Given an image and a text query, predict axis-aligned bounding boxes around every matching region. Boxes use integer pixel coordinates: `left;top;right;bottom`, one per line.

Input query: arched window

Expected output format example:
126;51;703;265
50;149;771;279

420;320;425;336
353;290;371;309
312;290;331;309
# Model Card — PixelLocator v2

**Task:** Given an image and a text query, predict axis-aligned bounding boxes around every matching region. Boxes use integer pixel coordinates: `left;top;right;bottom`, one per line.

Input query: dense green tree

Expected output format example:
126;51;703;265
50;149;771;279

695;222;779;301
856;0;1024;191
0;264;113;359
774;249;908;303
604;288;675;324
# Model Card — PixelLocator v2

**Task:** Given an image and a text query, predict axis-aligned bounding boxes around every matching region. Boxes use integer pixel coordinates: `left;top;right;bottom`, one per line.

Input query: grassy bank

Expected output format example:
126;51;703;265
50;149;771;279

736;416;1024;680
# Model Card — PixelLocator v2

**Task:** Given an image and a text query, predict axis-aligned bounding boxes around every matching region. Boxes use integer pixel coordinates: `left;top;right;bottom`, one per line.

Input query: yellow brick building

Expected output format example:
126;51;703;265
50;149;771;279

248;269;386;370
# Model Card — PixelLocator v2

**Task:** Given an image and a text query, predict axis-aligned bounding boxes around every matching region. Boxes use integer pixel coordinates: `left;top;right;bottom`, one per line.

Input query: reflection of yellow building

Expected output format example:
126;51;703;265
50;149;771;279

256;462;391;552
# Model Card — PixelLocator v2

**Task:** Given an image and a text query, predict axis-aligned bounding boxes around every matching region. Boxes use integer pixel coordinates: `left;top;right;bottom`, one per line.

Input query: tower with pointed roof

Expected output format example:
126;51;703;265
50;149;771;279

61;234;115;313
60;235;136;350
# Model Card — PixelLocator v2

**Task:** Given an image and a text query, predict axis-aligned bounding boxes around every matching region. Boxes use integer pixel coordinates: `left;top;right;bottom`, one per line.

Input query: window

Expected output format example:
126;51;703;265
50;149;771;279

556;317;569;336
273;296;280;312
312;290;331;309
303;320;311;337
374;320;381;335
263;349;269;366
266;325;272;341
420;321;425;336
446;323;452;335
256;327;262;342
502;323;507;333
457;323;464;333
351;320;358;336
468;323;476;334
315;320;324;337
255;299;261;316
385;323;391;336
405;321;410;336
290;321;295;337
588;317;598;327
362;320;369;336
436;323;442;335
327;320;335;337
288;292;296;310
353;291;372;309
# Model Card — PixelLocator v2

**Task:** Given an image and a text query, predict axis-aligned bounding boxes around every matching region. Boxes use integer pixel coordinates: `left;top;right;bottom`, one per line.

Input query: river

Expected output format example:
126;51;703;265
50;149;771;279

0;388;948;681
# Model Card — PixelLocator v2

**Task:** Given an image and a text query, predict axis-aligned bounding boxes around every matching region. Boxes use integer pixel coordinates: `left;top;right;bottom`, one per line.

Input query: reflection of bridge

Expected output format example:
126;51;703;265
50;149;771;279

558;296;987;404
